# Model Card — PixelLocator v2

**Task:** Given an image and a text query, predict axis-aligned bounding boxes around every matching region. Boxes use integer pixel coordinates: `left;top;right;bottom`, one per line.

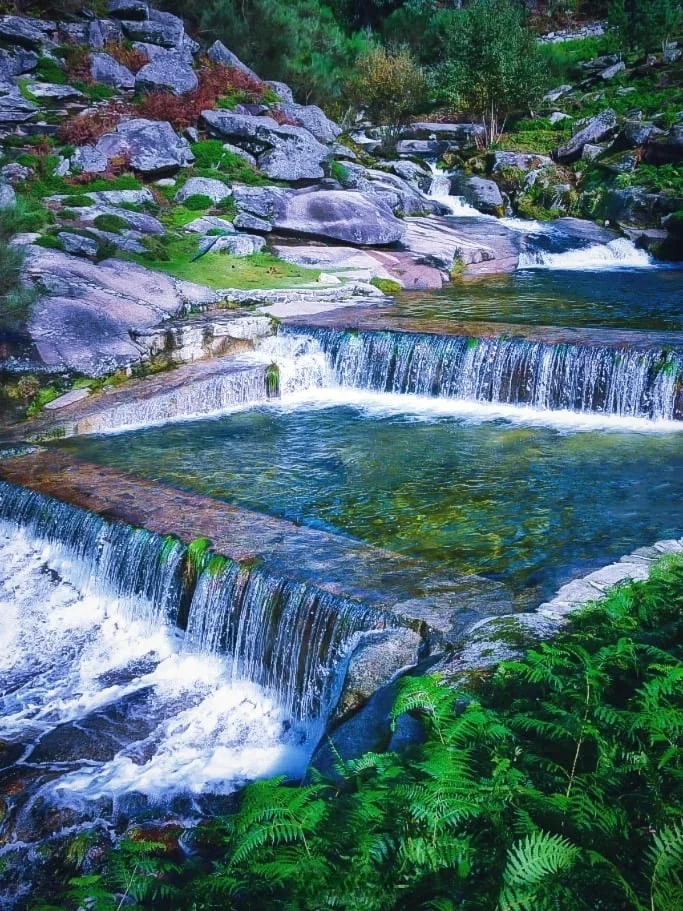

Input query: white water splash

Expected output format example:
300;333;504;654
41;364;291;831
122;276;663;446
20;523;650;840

518;238;653;270
426;163;482;216
0;525;309;801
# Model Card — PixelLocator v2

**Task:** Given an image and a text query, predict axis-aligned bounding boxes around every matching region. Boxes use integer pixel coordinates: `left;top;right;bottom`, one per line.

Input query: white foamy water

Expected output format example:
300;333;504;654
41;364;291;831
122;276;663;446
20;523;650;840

518;238;653;270
426;164;483;216
278;386;683;434
0;526;309;802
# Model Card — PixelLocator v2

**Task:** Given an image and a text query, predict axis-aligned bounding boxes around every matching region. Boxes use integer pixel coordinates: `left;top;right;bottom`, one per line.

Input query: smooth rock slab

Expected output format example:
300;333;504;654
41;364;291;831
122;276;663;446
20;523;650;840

44;388;90;410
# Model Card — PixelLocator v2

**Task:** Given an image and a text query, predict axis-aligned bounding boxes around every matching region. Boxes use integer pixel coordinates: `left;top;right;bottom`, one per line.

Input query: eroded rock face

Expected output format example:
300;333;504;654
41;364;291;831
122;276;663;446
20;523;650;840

201;109;330;181
135;54;198;95
233;185;407;245
555;108;618;162
90;52;135;90
95;118;194;174
23;246;192;375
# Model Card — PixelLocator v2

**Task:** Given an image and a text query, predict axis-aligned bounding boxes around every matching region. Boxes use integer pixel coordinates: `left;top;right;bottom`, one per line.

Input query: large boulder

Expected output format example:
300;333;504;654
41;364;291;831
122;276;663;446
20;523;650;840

0;87;38;124
645;125;683;165
135;54;198;95
396;139;451;158
273;102;341;143
0;16;54;50
175;176;231;204
339;162;445;216
108;0;149;20
489;151;553;173
71;145;109;174
232;185;406;245
604;187;683;228
337;628;422;717
206;40;260;82
23;246;191;375
555;108;618;163
95;118;194;175
0;48;38;78
401;216;521;275
90;52;135;90
402;121;486;147
266;80;293;103
200;233;266;256
453;176;505;215
120;12;184;48
201;109;330;181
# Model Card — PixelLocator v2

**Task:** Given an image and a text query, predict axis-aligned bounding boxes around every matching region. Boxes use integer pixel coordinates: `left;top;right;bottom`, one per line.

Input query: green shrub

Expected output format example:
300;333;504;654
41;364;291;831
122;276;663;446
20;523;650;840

370;276;402;294
62;194;95;207
33;55;68;85
35;234;65;251
329;159;350;183
182;194;214;211
95;240;119;261
93;213;129;233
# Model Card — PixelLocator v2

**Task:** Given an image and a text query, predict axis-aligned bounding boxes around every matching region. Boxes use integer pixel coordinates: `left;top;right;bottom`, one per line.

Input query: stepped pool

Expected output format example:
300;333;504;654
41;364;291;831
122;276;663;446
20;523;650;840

58;397;683;604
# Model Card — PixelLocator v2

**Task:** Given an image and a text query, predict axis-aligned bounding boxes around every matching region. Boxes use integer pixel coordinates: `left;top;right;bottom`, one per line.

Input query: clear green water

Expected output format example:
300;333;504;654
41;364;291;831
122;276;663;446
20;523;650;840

59;402;683;603
392;269;683;331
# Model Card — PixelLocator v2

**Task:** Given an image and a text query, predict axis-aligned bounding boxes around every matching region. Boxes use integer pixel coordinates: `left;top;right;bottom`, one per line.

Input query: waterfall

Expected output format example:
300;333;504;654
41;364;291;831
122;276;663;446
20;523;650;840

426;163;482;216
518;237;652;270
293;328;683;421
0;481;388;723
186;563;388;721
76;361;272;435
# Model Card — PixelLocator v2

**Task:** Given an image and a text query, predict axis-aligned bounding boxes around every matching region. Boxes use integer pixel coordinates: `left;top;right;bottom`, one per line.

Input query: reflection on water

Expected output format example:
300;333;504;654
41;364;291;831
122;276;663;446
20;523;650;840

390;269;683;331
60;400;683;603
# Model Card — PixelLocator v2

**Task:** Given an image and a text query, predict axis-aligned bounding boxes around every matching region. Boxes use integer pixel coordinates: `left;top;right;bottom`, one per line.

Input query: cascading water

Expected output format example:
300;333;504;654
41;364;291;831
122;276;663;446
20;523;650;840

518;237;653;270
0;481;388;808
288;328;683;421
426;163;482;216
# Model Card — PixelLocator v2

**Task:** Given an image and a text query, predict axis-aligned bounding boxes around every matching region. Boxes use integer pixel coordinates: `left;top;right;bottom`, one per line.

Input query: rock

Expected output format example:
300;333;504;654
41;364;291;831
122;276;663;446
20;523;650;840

555;108;618;163
183;216;235;234
135;54;198;95
266;80;293;103
395;139;450;158
95;118;194;175
544;84;573;102
74;204;165;235
175;176;231;205
23;246;192;375
0;48;38;78
43;387;91;409
25;82;84;100
549;111;572;125
0;88;38;124
273;102;341;143
403;121;486;146
207;40;260;82
120;14;184;49
0;16;54;50
222;142;257;167
57;232;100;258
339;163;444;216
132;41;190;65
91;18;124;46
0;183;16;208
184;126;199;143
108;0;149;19
232;212;271;233
386;160;430;184
1;162;32;183
621;120;664;147
87;188;156;206
401;216;521;276
201;109;329;181
645;125;683;165
90;52;135;90
71;145;109;174
337;628;422;717
600;60;625;80
663;45;681;64
489;151;553;173
201;233;265;256
581;143;604;161
604;187;683;228
454;176;504;215
233;186;406;246
600;150;639;174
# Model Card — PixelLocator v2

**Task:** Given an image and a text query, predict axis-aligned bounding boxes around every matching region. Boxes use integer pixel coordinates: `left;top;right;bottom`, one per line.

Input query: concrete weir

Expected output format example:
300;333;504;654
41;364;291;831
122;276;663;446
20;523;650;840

0;451;514;703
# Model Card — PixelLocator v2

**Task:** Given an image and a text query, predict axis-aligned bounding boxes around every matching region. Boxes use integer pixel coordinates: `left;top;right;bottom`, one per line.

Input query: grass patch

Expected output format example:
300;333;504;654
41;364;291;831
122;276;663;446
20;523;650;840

93;213;129;233
538;35;613;82
190;140;269;186
370;277;402;294
126;237;320;290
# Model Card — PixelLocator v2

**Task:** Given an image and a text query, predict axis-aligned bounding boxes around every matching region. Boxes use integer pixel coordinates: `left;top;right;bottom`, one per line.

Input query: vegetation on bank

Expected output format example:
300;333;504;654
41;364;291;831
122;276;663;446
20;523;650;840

28;553;683;911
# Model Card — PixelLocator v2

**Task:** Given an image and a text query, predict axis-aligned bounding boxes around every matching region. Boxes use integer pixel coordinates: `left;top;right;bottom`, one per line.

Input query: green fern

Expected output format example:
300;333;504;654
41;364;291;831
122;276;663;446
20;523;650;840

498;830;580;911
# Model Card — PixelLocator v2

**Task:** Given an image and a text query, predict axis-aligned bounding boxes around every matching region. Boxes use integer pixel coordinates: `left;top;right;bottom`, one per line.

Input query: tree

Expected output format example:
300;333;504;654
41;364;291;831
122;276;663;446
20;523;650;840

608;0;682;53
435;0;548;142
346;46;428;146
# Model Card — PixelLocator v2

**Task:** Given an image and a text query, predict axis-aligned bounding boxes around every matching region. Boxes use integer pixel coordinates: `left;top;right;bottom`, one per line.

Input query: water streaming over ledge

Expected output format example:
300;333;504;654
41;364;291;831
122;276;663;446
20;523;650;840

0;481;388;724
287;327;683;421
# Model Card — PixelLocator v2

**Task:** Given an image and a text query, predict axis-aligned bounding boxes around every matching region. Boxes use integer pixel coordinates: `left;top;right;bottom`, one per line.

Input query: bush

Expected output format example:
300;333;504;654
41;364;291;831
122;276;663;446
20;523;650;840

58;101;134;146
347;46;428;144
0;200;38;330
608;0;682;52
435;0;548;142
182;194;214;211
93;213;129;233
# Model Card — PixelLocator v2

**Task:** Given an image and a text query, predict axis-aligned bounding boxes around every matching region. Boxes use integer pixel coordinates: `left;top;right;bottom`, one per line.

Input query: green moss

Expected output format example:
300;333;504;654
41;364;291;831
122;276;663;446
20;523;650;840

190;140;268;186
185;537;212;584
26;385;62;417
61;194;94;207
265;363;280;398
329;160;350;184
370;277;402;294
93;213;128;233
182;194;214;211
35;235;65;251
450;258;466;279
34;56;68;85
71;81;116;101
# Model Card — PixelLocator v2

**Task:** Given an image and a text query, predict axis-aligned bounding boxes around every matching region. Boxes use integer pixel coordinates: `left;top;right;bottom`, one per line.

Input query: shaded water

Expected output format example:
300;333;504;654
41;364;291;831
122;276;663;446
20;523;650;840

59;400;683;602
390;269;683;332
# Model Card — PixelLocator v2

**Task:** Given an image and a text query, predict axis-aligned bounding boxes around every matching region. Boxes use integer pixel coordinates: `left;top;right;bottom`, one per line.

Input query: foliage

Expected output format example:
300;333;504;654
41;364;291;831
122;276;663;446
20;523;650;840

370;277;402;294
102;40;149;74
347;46;428;143
538;35;613;81
615;162;683;194
92;214;129;233
181;194;214;211
0;199;39;330
189;140;266;185
434;0;548;143
34;555;683;911
57;101;134;147
608;0;682;52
